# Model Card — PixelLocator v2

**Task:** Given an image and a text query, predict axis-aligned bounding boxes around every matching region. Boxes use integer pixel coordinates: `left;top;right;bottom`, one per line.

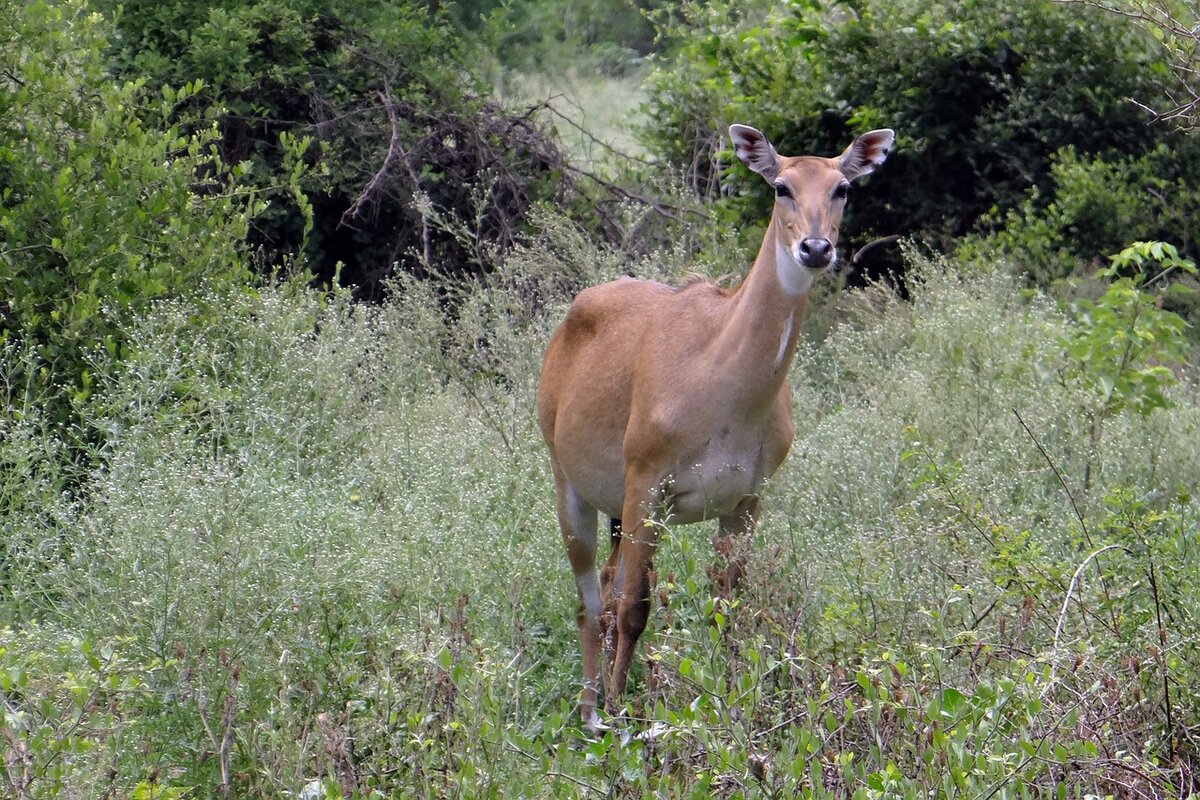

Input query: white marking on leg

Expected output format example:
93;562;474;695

564;483;597;550
578;572;601;620
563;482;600;617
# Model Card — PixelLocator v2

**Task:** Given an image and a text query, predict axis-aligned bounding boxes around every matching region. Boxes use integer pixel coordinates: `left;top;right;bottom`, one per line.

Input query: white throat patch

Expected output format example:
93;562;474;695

774;238;817;296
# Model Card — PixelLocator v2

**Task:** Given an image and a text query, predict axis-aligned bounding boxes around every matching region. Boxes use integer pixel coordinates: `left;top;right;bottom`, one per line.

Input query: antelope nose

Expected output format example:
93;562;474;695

799;237;833;268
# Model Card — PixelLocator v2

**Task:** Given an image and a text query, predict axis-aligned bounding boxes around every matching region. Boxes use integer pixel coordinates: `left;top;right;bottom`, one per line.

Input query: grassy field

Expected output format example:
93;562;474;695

3;218;1198;797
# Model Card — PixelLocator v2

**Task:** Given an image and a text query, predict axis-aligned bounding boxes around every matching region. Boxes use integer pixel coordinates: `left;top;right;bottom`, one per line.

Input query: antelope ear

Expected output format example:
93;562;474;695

838;129;895;181
729;124;781;181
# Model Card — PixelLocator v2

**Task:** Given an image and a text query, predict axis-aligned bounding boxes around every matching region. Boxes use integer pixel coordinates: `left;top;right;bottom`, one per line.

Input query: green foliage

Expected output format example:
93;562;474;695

11;275;578;794
0;629;154;798
1070;0;1200;128
642;0;1196;278
96;0;573;295
960;146;1200;288
106;0;462;111
0;344;82;622
1063;241;1196;419
0;0;265;410
777;254;1198;786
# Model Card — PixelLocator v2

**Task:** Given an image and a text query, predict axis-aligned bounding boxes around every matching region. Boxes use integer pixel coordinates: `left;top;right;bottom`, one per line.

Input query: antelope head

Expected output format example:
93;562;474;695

729;124;894;292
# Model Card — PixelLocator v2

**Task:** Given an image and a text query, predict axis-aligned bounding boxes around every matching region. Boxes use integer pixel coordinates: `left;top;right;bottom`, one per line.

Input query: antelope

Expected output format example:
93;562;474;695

536;124;894;730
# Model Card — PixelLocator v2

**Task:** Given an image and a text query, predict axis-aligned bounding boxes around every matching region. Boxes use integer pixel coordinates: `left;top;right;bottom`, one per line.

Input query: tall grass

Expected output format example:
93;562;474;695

2;230;1198;796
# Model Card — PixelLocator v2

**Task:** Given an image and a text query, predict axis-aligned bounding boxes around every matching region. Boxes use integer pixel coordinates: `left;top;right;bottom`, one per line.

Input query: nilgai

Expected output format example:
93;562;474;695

536;124;894;730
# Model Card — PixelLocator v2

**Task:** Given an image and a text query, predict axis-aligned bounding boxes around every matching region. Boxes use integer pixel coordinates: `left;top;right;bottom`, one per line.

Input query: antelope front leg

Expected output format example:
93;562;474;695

606;524;657;713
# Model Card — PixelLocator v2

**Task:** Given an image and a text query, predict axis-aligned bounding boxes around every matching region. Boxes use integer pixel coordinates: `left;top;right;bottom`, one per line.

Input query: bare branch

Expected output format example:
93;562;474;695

1054;0;1200;127
528;96;657;167
851;234;903;266
339;89;433;266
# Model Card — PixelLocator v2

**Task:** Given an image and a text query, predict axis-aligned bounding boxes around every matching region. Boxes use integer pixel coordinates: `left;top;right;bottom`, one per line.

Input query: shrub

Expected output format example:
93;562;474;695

1061;0;1200;129
766;253;1199;790
642;0;1198;281
0;0;268;415
3;212;1197;795
959;146;1200;308
95;0;579;296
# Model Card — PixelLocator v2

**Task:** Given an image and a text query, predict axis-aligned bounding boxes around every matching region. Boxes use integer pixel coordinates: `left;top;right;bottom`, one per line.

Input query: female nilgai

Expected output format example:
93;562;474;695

537;124;894;731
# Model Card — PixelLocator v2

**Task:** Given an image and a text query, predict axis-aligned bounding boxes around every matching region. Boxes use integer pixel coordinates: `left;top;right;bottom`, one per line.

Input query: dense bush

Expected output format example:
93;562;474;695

960;145;1200;304
95;0;577;296
643;0;1200;281
1063;0;1200;129
0;0;268;411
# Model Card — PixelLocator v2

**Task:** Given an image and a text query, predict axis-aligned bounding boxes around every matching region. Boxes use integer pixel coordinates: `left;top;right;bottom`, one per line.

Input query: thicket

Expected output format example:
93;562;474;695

93;0;584;297
0;1;272;415
1058;0;1200;129
643;0;1200;286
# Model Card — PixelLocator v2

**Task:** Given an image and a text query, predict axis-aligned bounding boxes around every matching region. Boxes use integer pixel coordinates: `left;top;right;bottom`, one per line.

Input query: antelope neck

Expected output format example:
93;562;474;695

711;220;810;403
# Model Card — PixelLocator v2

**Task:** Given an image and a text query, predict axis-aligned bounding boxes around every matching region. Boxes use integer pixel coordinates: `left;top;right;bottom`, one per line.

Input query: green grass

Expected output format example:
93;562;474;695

2;235;1198;797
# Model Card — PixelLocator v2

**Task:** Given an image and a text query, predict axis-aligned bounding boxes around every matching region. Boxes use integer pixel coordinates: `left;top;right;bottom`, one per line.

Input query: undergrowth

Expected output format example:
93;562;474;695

2;233;1198;797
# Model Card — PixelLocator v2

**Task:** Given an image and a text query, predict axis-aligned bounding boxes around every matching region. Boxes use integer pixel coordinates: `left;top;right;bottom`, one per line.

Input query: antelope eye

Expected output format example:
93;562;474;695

774;182;792;199
833;183;850;200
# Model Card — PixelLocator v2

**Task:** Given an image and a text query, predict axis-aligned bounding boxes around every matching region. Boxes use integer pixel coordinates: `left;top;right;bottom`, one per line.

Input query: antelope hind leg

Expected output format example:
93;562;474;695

554;477;605;730
710;495;761;596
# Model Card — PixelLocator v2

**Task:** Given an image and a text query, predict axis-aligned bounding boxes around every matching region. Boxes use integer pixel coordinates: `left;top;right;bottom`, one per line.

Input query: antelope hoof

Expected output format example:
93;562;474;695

582;709;609;739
